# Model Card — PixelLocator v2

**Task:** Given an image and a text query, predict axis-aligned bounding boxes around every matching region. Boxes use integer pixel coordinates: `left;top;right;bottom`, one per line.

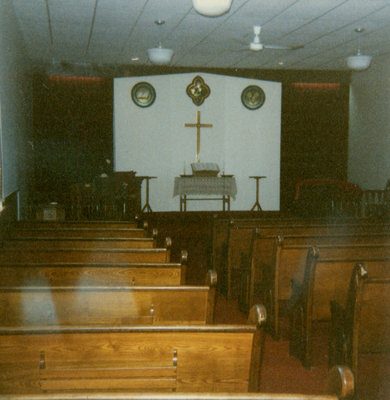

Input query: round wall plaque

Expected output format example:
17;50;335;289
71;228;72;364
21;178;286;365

131;82;156;108
241;85;266;110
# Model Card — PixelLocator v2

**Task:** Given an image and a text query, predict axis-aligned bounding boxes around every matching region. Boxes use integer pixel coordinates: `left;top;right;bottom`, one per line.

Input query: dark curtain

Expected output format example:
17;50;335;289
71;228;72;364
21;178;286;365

280;82;350;213
32;75;113;203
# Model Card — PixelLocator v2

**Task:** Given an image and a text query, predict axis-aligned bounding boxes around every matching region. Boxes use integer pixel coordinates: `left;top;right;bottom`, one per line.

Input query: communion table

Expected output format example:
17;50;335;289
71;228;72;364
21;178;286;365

173;175;237;211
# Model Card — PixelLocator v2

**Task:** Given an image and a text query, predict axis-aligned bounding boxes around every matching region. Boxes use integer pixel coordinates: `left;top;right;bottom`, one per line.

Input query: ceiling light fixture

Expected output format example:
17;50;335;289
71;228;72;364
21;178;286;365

192;0;232;17
346;28;372;71
147;20;174;65
147;43;174;65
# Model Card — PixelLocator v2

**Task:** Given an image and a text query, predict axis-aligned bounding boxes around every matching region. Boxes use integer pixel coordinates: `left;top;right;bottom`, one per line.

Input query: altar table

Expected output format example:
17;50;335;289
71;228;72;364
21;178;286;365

173;176;237;211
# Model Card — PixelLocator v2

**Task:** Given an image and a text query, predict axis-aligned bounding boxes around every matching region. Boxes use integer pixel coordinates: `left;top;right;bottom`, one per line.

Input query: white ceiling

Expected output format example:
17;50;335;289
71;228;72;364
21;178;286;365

11;0;390;76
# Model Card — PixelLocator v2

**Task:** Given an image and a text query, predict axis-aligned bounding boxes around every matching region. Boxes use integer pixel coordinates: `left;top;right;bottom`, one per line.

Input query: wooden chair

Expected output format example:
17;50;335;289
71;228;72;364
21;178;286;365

329;263;390;399
289;245;390;368
0;304;266;394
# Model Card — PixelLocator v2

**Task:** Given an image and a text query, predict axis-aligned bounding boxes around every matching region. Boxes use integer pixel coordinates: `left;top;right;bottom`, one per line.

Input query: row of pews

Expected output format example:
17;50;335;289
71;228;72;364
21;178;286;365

0;222;353;400
212;215;390;399
0;218;353;399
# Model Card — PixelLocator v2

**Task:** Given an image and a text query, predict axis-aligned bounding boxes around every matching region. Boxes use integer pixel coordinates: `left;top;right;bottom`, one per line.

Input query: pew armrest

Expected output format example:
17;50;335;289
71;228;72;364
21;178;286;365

328;365;355;400
247;303;267;326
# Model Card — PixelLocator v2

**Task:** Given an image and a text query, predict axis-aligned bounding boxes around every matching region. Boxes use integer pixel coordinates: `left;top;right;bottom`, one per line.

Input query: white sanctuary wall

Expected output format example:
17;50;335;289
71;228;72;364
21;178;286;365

348;54;390;190
114;72;281;211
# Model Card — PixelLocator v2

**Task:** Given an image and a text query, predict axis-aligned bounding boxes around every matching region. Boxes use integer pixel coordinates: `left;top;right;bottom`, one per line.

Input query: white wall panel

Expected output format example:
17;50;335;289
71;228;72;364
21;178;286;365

114;72;281;211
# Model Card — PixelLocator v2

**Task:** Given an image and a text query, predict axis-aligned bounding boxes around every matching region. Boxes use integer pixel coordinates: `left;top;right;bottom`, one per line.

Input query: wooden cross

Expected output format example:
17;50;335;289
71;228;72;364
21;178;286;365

184;110;213;162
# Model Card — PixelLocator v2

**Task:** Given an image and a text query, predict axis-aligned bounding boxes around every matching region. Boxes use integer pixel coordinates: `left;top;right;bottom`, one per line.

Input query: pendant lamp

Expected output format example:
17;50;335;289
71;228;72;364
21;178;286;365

147;43;174;65
192;0;232;17
346;28;372;71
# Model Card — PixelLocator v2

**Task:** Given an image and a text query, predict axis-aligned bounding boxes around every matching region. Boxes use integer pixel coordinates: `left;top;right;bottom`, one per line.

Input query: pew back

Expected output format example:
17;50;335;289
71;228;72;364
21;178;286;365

0;248;171;263
9;228;149;238
0;305;266;394
2;237;156;249
0;283;216;326
0;261;186;286
14;221;141;229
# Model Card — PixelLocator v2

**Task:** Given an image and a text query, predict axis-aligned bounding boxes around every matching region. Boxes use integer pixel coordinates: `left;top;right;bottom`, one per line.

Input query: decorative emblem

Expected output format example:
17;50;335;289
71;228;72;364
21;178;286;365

241;85;266;110
186;76;210;106
131;82;156;108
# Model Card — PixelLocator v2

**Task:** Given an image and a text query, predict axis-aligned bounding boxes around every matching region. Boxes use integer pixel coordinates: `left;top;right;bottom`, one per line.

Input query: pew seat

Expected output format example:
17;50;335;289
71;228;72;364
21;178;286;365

0;305;266;394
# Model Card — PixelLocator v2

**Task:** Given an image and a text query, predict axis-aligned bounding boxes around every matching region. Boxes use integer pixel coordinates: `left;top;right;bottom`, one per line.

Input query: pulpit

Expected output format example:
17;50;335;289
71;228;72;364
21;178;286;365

70;172;143;220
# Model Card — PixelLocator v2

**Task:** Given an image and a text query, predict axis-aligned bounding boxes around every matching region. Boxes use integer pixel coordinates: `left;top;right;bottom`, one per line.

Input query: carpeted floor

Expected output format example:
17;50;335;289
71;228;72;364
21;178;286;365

214;294;390;399
215;294;331;396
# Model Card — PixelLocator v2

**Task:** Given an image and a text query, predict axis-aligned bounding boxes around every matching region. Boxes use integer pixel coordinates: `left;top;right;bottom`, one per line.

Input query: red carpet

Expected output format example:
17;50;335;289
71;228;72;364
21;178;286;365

214;294;329;395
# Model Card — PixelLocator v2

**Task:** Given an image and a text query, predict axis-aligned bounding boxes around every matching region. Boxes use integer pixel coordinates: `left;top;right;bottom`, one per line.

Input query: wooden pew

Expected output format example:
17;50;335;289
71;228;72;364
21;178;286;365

210;216;231;292
0;304;266;394
0;251;188;286
223;218;390;299
9;227;151;239
13;220;144;230
329;263;390;399
0;238;172;264
0;365;356;399
289;245;390;368
239;232;390;337
224;221;257;298
2;236;157;249
0;270;217;326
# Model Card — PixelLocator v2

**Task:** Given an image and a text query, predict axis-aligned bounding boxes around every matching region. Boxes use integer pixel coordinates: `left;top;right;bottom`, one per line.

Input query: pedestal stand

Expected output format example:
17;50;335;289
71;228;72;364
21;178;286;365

140;176;157;213
249;176;266;211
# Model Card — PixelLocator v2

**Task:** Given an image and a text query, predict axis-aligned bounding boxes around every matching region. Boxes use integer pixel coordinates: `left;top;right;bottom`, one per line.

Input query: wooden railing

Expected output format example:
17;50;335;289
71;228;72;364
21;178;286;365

360;188;389;217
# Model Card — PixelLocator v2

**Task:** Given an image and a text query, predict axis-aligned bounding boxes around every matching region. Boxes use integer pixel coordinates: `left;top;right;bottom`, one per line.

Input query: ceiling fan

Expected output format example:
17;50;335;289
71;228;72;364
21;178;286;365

241;25;304;52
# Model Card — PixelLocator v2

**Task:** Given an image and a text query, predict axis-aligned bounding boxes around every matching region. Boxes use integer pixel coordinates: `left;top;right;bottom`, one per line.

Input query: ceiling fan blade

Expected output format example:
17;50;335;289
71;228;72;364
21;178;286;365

233;47;252;52
263;44;304;50
233;38;249;46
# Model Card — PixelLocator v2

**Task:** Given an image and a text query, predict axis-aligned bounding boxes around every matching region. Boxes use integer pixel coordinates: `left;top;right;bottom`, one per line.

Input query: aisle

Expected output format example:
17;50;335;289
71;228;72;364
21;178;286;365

214;295;328;395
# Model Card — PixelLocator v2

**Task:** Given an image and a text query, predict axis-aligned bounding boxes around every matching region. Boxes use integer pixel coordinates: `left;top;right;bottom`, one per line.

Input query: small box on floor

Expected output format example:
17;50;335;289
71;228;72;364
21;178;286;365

36;202;65;221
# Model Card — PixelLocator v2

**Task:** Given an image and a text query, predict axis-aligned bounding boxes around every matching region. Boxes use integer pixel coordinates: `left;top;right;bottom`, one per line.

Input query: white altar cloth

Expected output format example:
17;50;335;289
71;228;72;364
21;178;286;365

173;176;237;199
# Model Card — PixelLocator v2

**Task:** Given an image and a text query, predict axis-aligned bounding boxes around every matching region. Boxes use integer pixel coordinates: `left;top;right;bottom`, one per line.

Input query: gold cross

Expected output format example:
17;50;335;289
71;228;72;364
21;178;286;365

184;111;213;162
